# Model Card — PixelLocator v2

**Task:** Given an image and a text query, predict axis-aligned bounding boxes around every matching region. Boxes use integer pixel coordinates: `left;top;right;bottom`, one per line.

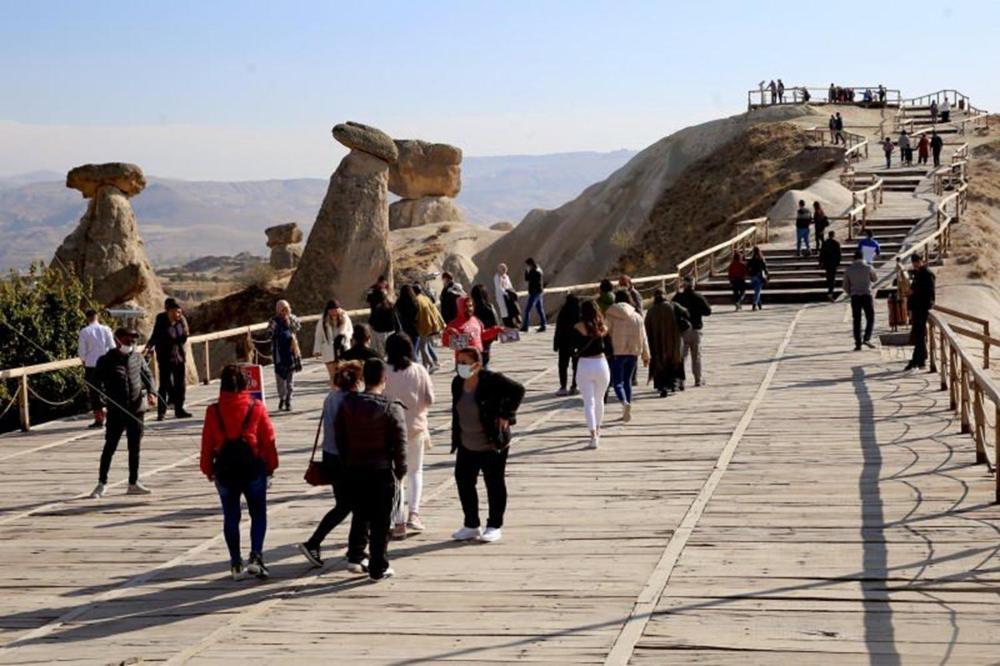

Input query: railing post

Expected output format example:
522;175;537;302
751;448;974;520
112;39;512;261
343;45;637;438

928;319;937;373
202;341;211;385
994;404;1000;504
960;364;971;434
973;384;987;464
18;375;30;432
939;327;948;391
984;321;990;370
949;347;958;409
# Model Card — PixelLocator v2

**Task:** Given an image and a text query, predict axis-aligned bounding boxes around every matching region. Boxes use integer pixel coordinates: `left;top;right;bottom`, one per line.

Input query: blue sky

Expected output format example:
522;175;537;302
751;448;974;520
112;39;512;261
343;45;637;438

1;0;996;179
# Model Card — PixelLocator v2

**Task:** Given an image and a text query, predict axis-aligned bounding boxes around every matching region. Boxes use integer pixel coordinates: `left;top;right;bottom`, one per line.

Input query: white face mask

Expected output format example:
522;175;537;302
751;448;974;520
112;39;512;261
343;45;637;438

119;345;134;354
457;363;477;379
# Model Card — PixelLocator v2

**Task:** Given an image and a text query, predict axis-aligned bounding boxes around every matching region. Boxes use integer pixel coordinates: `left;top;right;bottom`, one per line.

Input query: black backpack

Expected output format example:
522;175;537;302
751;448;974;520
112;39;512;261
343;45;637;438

213;401;261;484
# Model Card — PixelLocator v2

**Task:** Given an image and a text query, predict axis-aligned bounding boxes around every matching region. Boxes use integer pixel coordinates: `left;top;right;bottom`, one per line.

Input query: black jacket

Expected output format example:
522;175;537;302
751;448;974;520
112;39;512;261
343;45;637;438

334;392;407;477
340;345;381;362
450;370;525;452
440;283;464;323
819;238;842;269
96;348;154;414
672;290;712;330
553;300;581;352
525;267;544;295
145;312;188;364
909;267;936;315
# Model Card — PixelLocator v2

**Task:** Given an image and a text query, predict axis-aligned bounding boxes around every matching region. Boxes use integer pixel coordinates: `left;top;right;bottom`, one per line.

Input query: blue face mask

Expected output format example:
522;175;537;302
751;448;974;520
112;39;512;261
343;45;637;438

457;363;477;379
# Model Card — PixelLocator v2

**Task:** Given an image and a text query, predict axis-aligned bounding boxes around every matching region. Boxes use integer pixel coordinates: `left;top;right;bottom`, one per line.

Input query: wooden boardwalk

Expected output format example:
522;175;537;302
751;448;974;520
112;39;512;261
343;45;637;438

1;297;997;664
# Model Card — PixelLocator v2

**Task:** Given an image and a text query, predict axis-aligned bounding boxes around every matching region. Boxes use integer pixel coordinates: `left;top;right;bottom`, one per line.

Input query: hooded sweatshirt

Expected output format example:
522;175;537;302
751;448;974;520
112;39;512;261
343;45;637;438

605;302;650;360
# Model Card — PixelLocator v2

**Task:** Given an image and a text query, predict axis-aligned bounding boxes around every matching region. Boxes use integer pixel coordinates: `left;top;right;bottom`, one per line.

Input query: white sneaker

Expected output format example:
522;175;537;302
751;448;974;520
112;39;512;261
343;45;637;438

622;403;632;422
370;566;395;582
588;432;599;449
90;483;106;499
452;526;482;541
126;482;152;495
479;527;502;543
347;558;369;574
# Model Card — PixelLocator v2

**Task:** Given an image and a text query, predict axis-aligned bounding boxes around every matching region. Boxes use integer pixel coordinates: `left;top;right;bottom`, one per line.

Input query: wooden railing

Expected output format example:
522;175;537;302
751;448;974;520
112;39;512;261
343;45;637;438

676;217;767;288
926;312;1000;502
806;127;869;169
747;85;901;109
932;305;997;370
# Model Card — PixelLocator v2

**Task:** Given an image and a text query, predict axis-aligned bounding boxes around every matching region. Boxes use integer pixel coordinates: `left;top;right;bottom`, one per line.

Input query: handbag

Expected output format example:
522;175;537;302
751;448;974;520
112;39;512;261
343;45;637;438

303;407;330;486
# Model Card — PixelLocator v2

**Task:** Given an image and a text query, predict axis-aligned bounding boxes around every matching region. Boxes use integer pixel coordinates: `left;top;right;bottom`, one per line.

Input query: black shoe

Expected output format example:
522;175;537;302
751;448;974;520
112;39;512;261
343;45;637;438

537;326;547;333
247;552;269;579
284;401;292;412
88;420;104;429
277;399;286;412
156;413;165;422
904;362;915;371
175;409;193;419
658;390;668;398
297;543;323;568
678;382;685;391
854;344;862;351
863;340;876;349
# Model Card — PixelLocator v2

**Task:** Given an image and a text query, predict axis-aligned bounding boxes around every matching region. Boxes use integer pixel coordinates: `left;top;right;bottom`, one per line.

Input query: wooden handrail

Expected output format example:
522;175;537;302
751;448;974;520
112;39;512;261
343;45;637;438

933;305;995;371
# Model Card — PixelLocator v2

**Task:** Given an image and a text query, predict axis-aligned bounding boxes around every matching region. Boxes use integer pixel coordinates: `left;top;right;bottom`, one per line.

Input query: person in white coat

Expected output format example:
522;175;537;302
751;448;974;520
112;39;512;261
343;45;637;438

313;299;353;380
78;308;116;428
493;263;516;328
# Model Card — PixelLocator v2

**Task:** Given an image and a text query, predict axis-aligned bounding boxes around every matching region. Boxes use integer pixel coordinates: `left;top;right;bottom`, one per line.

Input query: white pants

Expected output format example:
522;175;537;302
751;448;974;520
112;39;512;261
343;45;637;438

577;356;611;432
401;432;427;516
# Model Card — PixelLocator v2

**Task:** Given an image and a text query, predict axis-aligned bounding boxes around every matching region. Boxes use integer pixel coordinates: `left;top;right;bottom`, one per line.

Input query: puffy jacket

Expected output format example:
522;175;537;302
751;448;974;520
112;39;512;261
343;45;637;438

605;303;650;361
200;392;278;478
95;348;154;413
440;283;465;323
450;369;525;452
334;392;407;476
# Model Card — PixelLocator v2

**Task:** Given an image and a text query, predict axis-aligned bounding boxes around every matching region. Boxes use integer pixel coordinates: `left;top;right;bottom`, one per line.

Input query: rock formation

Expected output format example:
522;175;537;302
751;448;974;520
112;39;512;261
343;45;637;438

285;122;398;312
388;139;465;230
265;222;303;270
54;162;166;332
489;221;515;232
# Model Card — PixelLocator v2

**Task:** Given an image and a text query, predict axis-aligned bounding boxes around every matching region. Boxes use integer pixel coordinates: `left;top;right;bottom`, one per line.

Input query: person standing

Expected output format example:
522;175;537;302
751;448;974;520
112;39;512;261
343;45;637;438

768;80;777;104
335;359;407;581
727;250;749;310
940;97;951;123
313;299;353;380
442;297;504;365
618;275;643;314
366;283;398;357
521;258;547;332
90;327;156;499
917;133;930;165
267;300;301;412
812;202;830;253
644;290;687;398
834;113;845;145
882;137;894;169
573;301;612;449
819;230;843;300
841;250;878;351
930;100;939;123
200;364;278;580
898;130;912;166
905;254;936;370
394;285;421;348
795;200;812;257
597;279;615;314
878;84;886;105
858;229;882;265
553;293;581;396
777;79;785;103
439;271;465;326
828;83;836;104
144;297;191;421
470;284;501;368
828;114;838;144
384;333;435;539
493;263;517;328
605;291;650;422
748;246;768;311
414;286;444;372
450;347;525;543
340;324;382;363
673;277;712;388
297;361;367;571
78;308;115;428
930;131;944;167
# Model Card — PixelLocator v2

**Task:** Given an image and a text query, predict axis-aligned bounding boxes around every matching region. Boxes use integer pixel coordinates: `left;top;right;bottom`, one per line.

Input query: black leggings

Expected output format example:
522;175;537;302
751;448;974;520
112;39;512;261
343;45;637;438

558;347;578;390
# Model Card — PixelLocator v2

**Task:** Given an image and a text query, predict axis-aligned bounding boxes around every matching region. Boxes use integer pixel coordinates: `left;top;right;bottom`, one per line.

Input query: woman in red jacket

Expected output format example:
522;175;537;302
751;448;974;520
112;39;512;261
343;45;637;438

442;297;504;364
200;364;278;580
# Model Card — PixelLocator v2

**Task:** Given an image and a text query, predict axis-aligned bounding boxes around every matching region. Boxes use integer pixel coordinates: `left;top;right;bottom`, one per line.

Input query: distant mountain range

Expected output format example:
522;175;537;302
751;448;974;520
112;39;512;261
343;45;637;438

0;149;636;271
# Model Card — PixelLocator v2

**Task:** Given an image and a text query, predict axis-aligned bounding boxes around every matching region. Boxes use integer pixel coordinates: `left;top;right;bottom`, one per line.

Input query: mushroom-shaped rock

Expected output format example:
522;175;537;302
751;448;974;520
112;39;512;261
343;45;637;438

265;222;303;248
388;140;462;198
389;196;465;230
332;122;398;163
66;162;146;199
489;221;515;232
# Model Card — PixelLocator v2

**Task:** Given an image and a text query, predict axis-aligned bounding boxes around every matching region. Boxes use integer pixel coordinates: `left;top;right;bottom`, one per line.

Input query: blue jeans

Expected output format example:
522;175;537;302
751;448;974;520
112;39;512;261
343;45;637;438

521;292;546;330
216;473;268;565
416;335;438;368
751;275;765;307
611;355;637;405
795;227;810;254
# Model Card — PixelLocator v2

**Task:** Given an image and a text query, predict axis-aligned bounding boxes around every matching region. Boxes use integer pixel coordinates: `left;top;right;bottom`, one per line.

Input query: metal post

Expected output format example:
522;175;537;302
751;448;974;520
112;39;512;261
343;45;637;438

18;375;30;432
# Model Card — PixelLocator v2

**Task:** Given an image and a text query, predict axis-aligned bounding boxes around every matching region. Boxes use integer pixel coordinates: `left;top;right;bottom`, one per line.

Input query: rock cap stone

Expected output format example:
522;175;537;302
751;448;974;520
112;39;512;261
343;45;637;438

264;222;303;247
389;139;463;198
66;163;146;198
332;122;398;163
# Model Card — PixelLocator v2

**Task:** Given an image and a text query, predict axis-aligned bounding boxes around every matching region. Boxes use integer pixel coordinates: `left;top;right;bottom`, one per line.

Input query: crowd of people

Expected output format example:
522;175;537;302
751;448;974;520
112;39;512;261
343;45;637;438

827;83;887;106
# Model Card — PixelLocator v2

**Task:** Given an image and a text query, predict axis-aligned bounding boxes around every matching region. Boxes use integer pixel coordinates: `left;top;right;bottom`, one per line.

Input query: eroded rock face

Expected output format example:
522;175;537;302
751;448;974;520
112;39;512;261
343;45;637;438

490;221;514;231
66;162;146;199
389;140;462;198
332;122;399;163
285;148;393;312
265;222;303;247
389;196;464;230
269;244;302;270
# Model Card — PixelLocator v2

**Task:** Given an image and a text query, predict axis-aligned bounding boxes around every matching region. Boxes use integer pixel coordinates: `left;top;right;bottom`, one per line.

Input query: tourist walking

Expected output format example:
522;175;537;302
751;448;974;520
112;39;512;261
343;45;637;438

930;100;939;123
267;299;301;412
795;200;812;257
842;251;878;351
812;202;830;252
313;299;353;379
340;324;382;363
439;271;465;325
470;284;501;368
930;131;944;167
748;246;768;311
917;133;930;165
335;359;408;581
905;254;936;370
90;327;156;499
450;347;525;543
553;293;581;396
394;285;420;346
882;137;894;169
898;130;912;166
828;114;838;144
673;277;712;388
618;275;643;313
297;361;367;571
644;290;687;398
200;364;278;580
144;297;192;421
858;229;881;265
574;301;611;448
384;333;435;539
819;231;843;300
521;258;547;332
597;279;615;314
493;263;519;328
78;308;115;428
727;250;749;310
414;286;444;372
442;297;504;364
940;97;950;123
366;282;398;357
605;291;650;422
834;113;845;145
